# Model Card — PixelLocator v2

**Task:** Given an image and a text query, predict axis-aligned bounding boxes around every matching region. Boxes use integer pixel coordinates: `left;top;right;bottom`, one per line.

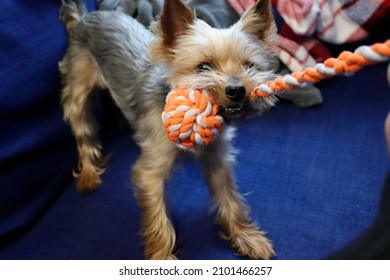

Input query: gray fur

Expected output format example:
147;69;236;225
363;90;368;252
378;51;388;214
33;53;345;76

69;10;168;125
97;0;239;28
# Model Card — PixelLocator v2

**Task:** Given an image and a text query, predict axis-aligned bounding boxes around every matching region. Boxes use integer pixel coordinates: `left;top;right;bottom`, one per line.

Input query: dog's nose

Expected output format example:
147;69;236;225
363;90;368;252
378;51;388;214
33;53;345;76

225;85;246;102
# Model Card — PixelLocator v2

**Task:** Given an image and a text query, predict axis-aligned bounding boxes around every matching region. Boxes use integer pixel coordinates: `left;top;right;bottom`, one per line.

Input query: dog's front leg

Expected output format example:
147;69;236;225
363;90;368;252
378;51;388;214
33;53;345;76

200;128;275;259
132;128;178;260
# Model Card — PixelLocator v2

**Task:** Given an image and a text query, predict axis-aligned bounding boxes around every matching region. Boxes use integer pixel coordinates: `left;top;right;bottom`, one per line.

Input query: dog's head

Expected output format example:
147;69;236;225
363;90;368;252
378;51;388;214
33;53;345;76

150;0;278;123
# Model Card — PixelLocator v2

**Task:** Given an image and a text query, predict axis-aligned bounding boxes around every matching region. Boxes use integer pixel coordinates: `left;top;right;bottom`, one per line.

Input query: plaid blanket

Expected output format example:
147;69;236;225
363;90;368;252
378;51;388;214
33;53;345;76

227;0;390;71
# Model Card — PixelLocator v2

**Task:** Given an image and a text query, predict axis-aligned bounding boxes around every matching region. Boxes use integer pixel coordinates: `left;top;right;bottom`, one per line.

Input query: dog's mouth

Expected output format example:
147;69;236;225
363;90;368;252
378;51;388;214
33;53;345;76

224;105;244;115
219;104;246;123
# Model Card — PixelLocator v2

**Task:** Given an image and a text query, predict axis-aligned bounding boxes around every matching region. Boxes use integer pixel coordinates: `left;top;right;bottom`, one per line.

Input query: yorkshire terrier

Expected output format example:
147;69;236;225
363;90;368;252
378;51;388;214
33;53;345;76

59;0;277;259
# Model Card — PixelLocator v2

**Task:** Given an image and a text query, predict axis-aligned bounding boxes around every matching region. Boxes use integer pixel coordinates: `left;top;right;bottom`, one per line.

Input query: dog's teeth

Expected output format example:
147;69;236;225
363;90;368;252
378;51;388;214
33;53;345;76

226;106;243;113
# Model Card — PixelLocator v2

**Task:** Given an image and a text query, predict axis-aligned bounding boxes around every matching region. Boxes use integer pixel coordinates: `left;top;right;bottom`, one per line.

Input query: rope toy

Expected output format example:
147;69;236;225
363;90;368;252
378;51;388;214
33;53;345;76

162;88;223;150
163;39;390;150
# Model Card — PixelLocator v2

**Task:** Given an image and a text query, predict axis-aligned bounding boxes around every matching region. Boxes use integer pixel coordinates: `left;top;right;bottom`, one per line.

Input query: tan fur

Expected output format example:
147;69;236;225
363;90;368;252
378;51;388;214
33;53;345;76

60;0;87;33
60;0;276;259
149;0;195;63
59;47;107;192
132;103;179;260
151;2;278;114
200;130;275;259
172;23;277;108
239;0;277;46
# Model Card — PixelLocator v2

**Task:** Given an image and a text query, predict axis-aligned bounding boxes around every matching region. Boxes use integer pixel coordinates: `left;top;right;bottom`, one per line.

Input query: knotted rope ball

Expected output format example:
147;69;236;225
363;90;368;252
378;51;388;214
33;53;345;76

163;40;390;150
162;87;223;150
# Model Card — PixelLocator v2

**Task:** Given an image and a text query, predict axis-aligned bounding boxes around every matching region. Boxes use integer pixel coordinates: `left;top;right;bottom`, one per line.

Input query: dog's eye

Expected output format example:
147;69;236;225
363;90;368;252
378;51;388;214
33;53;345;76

196;62;212;72
244;62;257;69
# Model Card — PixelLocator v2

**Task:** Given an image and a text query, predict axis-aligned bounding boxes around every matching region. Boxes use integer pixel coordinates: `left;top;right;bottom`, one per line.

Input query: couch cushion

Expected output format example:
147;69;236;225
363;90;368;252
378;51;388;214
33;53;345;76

0;0;98;247
0;0;389;259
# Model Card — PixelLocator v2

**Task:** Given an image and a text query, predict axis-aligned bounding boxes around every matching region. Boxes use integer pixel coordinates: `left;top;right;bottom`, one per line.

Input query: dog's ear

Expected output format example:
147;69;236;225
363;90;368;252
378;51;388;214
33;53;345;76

160;0;195;47
239;0;277;45
150;0;195;63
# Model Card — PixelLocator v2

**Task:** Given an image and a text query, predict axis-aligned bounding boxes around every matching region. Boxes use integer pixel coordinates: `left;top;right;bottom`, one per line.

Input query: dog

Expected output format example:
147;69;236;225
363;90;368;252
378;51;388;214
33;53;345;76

59;0;277;259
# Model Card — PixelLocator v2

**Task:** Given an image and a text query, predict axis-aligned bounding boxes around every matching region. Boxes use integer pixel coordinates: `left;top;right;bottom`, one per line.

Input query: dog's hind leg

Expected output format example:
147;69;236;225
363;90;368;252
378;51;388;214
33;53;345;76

60;47;107;192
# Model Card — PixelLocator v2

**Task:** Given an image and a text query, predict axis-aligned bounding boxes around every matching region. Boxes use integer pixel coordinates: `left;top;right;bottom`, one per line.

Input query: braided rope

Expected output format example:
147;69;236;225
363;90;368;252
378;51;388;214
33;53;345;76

162;87;223;150
252;39;390;98
163;40;390;150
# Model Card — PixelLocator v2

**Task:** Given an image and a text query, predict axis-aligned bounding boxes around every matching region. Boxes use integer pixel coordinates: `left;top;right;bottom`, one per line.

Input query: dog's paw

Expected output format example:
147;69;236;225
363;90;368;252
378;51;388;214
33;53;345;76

223;225;275;260
74;165;105;193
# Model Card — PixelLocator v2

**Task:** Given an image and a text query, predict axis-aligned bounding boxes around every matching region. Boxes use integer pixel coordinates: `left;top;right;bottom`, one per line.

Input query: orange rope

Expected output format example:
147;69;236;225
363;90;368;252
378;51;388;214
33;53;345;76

251;39;390;98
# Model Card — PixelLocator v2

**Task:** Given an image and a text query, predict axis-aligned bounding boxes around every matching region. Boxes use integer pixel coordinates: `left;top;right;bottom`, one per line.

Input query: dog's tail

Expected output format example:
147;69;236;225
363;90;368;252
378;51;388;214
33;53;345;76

60;0;87;33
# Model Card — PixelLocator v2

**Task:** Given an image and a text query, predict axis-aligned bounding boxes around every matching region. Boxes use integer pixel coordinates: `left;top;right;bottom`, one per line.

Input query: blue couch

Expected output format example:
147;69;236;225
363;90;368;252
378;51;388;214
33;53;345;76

0;0;389;260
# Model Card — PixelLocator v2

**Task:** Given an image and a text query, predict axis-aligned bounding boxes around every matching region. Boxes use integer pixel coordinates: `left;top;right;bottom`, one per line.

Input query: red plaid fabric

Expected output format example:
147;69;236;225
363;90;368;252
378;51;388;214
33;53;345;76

228;0;390;71
226;0;256;14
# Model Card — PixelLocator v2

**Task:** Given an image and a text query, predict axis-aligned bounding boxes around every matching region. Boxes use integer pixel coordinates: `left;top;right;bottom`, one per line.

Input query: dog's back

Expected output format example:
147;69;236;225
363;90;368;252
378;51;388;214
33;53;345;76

60;0;167;124
59;0;170;192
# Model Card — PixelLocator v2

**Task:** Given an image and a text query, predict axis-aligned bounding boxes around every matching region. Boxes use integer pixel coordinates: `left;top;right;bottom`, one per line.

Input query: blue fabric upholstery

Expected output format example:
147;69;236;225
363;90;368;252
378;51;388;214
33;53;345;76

0;0;389;260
